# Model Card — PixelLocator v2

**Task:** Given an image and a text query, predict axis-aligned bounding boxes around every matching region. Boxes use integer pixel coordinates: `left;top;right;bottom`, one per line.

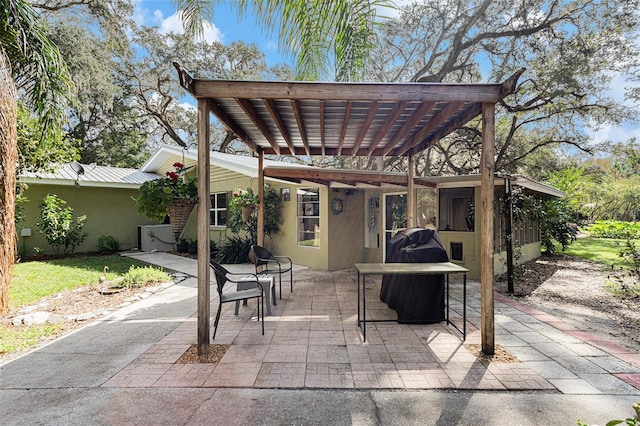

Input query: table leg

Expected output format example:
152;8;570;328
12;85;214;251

357;270;360;326
446;273;450;326
363;274;367;342
463;273;467;340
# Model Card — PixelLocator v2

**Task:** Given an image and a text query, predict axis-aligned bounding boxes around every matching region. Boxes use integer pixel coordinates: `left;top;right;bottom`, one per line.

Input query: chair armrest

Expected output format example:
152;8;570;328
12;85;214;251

272;255;292;264
225;271;260;285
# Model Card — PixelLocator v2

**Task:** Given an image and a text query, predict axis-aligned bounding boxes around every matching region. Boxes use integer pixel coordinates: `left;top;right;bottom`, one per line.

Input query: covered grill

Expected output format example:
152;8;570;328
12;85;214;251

380;228;449;323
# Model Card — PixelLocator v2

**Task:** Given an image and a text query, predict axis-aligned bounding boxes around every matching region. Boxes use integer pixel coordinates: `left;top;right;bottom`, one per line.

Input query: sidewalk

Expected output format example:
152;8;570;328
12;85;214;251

1;252;638;425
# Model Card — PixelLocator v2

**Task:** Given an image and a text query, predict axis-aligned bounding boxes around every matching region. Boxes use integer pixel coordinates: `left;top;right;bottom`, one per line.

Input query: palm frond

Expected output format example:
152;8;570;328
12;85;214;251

1;0;74;142
172;0;217;39
237;0;393;81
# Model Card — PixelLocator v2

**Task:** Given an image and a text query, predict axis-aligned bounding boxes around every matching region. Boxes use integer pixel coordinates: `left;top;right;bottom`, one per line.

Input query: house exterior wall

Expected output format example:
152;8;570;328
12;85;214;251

19;184;155;256
151;151;548;277
268;185;330;270
493;242;542;277
327;189;366;270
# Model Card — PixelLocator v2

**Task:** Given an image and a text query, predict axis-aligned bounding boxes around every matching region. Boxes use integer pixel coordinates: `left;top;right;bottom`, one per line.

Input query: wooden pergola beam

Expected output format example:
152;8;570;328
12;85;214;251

480;102;496;355
382;101;436;156
263;166;409;186
352;101;379;154
291;100;311;157
236;99;280;155
264;99;296;155
196;99;211;354
190;79;505;103
396;101;465;157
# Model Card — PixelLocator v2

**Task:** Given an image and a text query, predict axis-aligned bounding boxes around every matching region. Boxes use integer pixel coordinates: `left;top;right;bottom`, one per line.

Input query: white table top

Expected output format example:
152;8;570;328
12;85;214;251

355;262;469;275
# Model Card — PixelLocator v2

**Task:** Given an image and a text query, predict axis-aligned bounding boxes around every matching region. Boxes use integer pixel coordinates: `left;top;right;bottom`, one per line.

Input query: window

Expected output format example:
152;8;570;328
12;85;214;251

297;187;320;247
439;188;474;231
210;192;227;227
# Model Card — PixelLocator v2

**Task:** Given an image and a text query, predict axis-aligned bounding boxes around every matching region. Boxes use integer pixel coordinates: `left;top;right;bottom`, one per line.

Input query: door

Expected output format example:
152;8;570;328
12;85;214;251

383;193;407;261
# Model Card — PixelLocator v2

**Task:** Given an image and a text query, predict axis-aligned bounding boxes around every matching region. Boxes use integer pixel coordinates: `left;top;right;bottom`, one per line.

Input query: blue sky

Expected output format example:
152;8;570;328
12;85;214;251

133;0;289;66
133;0;639;148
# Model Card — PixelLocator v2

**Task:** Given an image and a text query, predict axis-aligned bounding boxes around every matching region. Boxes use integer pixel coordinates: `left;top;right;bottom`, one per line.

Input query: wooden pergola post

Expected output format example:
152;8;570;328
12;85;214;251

257;151;265;247
480;102;496;355
407;155;415;228
197;99;211;354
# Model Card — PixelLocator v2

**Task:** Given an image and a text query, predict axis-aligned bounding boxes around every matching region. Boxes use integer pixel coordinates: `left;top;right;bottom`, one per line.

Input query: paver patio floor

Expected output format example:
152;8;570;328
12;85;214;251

103;266;640;394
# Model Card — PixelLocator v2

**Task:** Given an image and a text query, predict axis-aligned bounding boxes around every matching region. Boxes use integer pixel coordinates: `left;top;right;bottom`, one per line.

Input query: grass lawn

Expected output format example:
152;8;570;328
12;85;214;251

9;255;150;308
2;255;163;358
560;237;638;268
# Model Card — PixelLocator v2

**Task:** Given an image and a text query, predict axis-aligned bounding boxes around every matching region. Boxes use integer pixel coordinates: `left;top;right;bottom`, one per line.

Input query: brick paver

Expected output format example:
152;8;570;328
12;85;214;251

102;268;640;393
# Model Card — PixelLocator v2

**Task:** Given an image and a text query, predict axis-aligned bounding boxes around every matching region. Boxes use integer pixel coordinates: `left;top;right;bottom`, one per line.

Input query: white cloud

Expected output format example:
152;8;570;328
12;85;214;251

158;13;223;43
159;13;184;34
586;123;640;145
132;1;223;43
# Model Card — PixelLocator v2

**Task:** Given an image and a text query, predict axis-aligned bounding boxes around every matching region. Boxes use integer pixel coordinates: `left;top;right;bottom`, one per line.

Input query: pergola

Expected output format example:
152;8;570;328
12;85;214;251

173;62;524;355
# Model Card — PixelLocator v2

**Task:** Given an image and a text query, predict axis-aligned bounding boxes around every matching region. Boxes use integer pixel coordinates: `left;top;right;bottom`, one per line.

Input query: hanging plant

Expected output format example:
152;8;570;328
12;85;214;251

136;162;198;222
227;186;282;243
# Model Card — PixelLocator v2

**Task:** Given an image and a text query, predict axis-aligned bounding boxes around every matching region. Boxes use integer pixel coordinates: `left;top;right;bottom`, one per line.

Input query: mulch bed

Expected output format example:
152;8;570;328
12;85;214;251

176;344;230;363
464;344;520;364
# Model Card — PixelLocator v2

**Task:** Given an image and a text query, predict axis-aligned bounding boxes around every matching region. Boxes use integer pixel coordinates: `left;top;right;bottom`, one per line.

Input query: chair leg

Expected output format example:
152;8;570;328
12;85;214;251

260;294;264;335
290;268;293;293
234;300;240;315
279;273;282;300
212;302;222;340
271;279;277;306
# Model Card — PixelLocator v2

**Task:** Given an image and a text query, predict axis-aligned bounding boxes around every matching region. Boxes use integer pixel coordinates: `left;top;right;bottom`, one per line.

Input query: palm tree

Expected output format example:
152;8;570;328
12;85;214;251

0;0;74;313
173;0;391;81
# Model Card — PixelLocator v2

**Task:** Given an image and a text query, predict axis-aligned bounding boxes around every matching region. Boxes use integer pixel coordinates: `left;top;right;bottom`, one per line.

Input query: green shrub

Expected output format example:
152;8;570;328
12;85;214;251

585;221;640;239
118;265;170;288
97;235;120;253
215;235;252;264
37;194;88;254
607;238;640;299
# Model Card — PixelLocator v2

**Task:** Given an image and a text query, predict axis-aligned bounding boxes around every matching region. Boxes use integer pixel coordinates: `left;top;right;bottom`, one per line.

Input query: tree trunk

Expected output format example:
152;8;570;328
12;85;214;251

0;50;18;313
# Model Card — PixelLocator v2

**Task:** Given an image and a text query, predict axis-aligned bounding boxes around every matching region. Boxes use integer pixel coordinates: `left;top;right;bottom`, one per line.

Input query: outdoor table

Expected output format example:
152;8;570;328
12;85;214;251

355;262;468;342
235;275;276;315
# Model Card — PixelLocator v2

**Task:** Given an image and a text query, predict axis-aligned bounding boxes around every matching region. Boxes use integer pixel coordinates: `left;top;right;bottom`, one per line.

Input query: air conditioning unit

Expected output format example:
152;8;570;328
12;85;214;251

137;224;174;252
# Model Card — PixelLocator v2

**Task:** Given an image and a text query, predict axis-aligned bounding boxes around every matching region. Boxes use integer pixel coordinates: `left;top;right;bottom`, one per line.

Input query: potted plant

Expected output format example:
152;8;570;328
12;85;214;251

136;162;198;239
187;238;198;255
176;238;189;253
229;188;259;223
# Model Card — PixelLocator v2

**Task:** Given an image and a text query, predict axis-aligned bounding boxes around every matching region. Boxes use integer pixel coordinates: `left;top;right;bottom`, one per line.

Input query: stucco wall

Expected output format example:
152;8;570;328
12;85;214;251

327;189;365;270
19;184;155;256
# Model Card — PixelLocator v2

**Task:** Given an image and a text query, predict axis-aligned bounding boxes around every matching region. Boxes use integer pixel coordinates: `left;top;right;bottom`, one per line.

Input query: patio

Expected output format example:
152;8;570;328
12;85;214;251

104;265;555;390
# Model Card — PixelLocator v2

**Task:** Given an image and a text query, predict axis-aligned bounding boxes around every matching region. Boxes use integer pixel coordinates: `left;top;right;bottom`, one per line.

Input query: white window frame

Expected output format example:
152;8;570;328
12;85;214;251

210;192;227;227
297;187;320;248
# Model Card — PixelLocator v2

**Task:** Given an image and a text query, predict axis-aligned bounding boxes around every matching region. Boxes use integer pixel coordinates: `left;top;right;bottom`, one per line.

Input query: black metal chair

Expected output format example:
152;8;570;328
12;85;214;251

210;261;264;339
249;245;293;299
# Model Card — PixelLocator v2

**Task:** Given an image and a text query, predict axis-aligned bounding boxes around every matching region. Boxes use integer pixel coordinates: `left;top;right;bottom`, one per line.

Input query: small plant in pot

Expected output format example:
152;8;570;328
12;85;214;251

176;238;189;253
187;238;198;255
229;188;259;223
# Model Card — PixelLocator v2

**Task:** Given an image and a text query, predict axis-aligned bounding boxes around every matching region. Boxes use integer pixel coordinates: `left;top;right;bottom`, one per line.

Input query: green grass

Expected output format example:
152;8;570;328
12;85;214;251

561;237;639;268
9;255;152;309
3;255;170;359
0;323;66;355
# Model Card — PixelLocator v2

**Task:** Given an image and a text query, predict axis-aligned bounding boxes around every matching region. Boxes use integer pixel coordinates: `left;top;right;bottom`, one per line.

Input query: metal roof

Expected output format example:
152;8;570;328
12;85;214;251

19;163;161;188
173;63;524;158
143;145;562;196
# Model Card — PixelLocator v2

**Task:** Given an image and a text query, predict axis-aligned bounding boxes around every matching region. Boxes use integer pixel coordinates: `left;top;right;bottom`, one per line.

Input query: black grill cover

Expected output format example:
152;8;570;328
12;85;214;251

380;228;449;323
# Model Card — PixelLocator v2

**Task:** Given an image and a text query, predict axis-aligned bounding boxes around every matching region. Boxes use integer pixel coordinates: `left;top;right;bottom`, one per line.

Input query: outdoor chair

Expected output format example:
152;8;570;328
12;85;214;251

249;245;293;299
210;261;264;339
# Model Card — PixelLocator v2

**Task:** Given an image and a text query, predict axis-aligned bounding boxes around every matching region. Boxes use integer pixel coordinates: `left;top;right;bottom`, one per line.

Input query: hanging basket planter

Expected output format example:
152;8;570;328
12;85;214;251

241;205;255;223
169;198;198;240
